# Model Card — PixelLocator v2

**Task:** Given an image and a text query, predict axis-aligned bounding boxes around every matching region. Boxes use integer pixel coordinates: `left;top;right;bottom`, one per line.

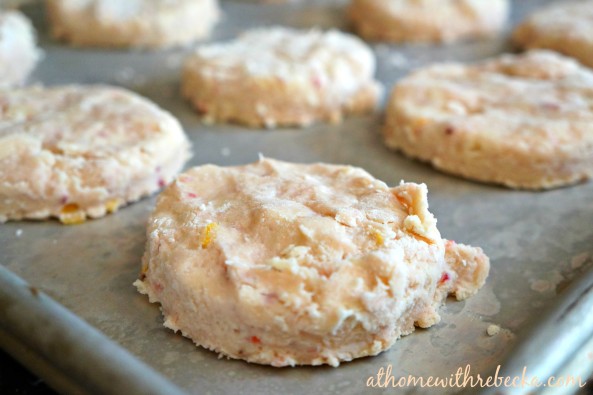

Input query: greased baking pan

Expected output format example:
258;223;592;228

1;0;592;394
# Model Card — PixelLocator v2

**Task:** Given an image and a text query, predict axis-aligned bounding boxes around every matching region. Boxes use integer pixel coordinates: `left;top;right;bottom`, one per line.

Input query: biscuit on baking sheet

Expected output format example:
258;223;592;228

0;11;40;87
181;27;382;128
384;50;593;190
348;0;509;43
45;0;220;49
513;0;593;69
0;85;191;224
134;158;489;367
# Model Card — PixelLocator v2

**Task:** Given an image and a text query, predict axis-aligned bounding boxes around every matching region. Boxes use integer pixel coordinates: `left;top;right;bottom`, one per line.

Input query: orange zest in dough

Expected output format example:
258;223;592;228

105;199;121;213
201;223;218;248
139;261;149;280
372;229;384;246
413;117;429;129
61;203;80;213
394;194;411;213
408;231;435;245
59;203;86;225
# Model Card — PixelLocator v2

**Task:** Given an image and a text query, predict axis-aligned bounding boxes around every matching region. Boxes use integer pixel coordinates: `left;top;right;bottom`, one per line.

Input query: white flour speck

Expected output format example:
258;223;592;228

487;324;501;336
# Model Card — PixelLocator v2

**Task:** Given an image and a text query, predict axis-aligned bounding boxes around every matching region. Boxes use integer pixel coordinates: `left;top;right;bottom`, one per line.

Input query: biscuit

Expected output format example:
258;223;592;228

348;0;509;43
0;11;40;87
46;0;220;49
134;158;489;367
384;50;593;189
181;27;382;128
513;0;593;68
0;85;191;224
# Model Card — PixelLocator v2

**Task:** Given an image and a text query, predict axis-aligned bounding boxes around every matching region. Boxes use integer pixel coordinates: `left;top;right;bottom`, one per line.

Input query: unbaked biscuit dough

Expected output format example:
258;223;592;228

182;27;382;128
0;85;191;224
0;10;40;87
513;0;593;68
46;0;220;49
349;0;509;43
384;50;593;189
135;158;489;367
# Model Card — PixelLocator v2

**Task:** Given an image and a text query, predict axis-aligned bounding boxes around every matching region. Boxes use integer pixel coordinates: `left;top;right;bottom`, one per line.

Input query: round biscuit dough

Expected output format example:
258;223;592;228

384;50;593;190
513;0;593;68
181;27;382;128
0;85;191;224
45;0;220;49
134;158;489;367
348;0;509;43
0;11;41;87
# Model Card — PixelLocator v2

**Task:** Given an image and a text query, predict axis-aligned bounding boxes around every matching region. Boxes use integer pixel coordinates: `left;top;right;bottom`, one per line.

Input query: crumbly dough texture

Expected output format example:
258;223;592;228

384;50;593;189
513;0;593;68
135;158;489;367
46;0;220;49
348;0;509;43
181;27;382;128
0;85;191;224
0;11;40;87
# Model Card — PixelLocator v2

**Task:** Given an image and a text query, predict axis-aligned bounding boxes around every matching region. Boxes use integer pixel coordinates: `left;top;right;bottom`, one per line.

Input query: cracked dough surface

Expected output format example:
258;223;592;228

384;50;593;189
135;158;489;367
182;27;382;128
0;85;191;223
46;0;220;48
348;0;509;43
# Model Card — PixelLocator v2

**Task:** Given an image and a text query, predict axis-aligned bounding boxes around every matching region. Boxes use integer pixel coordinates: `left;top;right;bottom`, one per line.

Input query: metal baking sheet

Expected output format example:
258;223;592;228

2;0;593;394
